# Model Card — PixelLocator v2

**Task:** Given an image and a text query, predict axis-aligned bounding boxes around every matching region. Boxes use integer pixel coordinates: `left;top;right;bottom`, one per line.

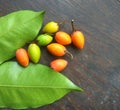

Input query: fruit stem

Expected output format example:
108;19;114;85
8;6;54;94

71;19;75;31
65;50;73;59
58;19;66;26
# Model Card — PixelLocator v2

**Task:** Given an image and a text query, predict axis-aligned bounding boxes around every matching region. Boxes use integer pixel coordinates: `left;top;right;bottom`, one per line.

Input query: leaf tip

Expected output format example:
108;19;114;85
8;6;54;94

74;85;84;92
77;87;84;92
39;10;46;15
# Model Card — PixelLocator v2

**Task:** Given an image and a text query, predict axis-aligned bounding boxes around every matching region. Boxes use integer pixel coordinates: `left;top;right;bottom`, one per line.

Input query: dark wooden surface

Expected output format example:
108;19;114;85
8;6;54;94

0;0;120;110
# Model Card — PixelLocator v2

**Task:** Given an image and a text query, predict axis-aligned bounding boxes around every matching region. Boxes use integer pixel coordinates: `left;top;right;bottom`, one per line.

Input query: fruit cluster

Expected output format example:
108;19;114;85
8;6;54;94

16;20;85;72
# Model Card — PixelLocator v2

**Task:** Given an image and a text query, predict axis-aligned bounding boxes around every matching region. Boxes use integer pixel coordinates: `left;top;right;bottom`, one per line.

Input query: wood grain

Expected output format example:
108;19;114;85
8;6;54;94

0;0;120;110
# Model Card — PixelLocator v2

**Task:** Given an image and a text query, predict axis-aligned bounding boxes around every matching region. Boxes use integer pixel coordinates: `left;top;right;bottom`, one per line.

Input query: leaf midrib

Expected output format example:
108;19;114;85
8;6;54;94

0;84;76;90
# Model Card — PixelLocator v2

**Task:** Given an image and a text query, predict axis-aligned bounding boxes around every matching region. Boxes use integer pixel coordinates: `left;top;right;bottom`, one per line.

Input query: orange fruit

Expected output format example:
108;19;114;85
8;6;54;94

55;31;71;45
71;31;85;49
16;48;29;67
47;43;66;56
50;59;68;72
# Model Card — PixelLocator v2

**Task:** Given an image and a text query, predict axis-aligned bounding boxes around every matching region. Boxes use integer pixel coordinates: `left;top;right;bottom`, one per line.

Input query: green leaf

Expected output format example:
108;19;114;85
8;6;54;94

0;10;45;64
0;61;83;109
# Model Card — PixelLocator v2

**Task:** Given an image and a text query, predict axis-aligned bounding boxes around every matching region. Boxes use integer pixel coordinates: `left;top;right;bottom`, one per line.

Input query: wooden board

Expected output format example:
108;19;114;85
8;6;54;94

0;0;120;109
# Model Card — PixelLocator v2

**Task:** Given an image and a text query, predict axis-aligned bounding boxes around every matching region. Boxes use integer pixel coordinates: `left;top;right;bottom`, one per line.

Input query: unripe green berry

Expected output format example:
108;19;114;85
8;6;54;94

28;43;41;63
37;34;53;46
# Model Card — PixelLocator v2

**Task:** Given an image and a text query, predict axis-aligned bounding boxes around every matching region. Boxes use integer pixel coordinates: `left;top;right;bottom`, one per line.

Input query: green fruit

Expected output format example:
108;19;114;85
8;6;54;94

42;21;59;34
28;43;41;63
37;34;53;46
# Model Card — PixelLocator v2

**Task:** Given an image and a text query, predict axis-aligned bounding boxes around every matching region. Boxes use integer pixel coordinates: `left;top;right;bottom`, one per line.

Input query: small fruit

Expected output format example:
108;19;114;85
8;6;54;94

42;21;59;34
37;34;53;46
16;48;29;67
71;20;85;49
71;31;85;49
50;59;68;72
28;43;41;63
47;43;73;58
47;43;66;57
55;31;72;45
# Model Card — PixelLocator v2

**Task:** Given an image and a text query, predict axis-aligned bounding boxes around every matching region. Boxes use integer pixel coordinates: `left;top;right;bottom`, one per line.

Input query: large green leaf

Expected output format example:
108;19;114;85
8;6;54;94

0;10;45;64
0;61;83;109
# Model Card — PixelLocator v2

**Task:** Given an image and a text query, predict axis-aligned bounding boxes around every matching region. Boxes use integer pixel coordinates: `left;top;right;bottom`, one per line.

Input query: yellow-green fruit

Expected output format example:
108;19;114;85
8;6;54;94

28;43;41;63
37;34;53;46
42;21;59;34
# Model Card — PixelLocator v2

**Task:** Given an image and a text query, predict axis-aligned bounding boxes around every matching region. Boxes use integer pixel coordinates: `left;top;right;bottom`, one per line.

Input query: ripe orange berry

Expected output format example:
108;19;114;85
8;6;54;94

50;59;68;72
16;48;29;67
47;43;66;56
71;31;85;49
55;31;71;45
47;43;73;58
71;20;85;49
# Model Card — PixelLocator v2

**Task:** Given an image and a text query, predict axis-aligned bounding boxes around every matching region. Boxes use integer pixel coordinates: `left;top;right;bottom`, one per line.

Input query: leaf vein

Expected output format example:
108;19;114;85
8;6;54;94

0;85;73;90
